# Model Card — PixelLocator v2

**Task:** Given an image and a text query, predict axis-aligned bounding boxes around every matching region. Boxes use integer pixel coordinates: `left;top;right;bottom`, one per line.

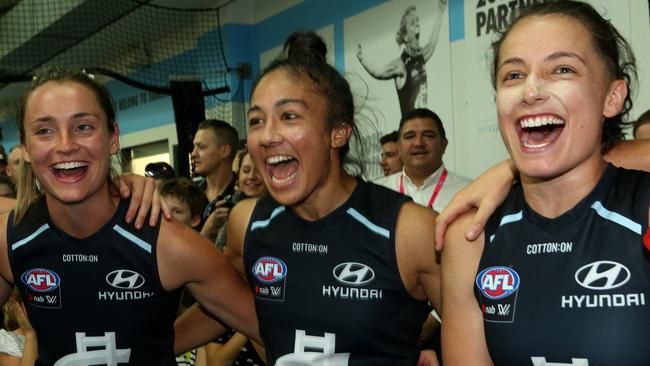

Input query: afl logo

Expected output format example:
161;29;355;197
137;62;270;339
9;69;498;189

21;268;61;292
106;269;145;289
333;262;375;286
575;260;630;290
253;257;287;283
476;266;520;300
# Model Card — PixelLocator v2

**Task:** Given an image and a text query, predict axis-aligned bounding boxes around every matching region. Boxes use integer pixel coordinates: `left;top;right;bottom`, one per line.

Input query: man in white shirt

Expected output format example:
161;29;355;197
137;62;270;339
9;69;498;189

377;108;470;213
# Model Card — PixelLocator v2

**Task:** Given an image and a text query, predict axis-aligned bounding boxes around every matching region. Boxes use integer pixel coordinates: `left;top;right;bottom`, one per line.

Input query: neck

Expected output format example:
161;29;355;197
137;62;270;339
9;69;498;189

404;164;440;188
292;166;357;222
521;158;608;218
46;186;119;238
204;163;233;201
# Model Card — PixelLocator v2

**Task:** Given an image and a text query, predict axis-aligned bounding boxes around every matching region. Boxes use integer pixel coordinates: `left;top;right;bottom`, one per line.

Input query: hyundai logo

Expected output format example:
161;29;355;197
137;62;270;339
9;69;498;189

106;270;145;289
575;261;630;290
333;262;375;286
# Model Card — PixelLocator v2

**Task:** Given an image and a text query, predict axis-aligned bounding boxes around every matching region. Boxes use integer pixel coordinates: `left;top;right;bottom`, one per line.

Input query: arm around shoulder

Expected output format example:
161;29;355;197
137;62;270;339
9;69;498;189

605;139;650;172
441;209;493;366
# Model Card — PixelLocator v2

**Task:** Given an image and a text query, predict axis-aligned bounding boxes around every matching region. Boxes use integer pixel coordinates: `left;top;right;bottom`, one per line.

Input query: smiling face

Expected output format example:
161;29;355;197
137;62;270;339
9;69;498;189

22;81;118;205
496;14;625;181
238;152;265;198
247;68;343;206
399;117;447;176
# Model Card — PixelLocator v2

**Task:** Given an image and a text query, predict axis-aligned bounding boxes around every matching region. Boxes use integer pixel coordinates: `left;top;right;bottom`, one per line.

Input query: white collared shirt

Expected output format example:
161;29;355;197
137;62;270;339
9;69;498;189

376;165;471;213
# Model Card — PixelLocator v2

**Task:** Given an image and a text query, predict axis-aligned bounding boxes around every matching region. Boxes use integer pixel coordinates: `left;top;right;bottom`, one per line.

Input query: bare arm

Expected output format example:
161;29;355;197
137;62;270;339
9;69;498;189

421;0;447;61
441;210;493;366
205;333;248;366
357;45;406;80
435;160;516;249
159;218;260;348
174;304;230;355
605;139;650;172
396;203;441;311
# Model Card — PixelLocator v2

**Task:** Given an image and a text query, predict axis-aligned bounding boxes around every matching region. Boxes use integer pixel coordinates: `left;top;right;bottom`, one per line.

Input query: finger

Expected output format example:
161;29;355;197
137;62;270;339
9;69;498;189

124;177;144;225
149;191;161;227
134;177;156;229
435;204;467;250
465;202;494;241
118;173;134;198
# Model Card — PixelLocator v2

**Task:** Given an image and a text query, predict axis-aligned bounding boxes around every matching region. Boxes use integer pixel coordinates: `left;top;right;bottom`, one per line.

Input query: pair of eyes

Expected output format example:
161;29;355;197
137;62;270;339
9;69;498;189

248;112;299;126
502;66;576;82
33;123;95;136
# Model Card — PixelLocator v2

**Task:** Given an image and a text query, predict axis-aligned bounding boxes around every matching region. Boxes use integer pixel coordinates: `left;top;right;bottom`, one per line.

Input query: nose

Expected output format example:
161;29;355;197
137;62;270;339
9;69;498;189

259;120;282;147
522;74;548;105
57;130;79;154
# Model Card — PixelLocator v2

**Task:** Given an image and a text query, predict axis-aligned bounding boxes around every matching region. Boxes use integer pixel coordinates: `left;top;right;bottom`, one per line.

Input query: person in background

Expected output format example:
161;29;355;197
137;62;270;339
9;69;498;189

192;120;239;244
441;2;650;364
378;108;471;214
0;288;37;366
379;130;403;176
206;148;267;366
6;145;24;183
159;177;209;366
0;176;16;199
633;108;650;139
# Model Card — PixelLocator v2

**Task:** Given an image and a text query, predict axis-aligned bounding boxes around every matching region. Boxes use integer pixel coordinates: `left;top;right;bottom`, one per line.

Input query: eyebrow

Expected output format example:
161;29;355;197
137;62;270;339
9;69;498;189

498;51;587;72
248;98;307;114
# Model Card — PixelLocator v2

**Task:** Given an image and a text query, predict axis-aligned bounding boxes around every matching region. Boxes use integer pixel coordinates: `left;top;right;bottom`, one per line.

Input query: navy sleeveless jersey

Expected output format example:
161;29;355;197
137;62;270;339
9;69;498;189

7;197;182;366
476;165;650;365
243;180;430;365
397;49;427;115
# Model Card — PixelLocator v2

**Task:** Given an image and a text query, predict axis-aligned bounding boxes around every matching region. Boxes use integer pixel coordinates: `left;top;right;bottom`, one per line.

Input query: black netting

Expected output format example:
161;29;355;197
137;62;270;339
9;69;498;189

0;0;231;95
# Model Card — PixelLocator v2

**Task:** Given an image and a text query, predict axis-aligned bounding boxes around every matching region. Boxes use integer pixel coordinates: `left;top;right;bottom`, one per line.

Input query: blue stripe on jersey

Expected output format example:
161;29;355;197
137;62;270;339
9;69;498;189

489;234;496;243
11;224;50;251
113;225;152;253
499;211;523;228
591;201;641;235
346;208;390;239
251;206;286;231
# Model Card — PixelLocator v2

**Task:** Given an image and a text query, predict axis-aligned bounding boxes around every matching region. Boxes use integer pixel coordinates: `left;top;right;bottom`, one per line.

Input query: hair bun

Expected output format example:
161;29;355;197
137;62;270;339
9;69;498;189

283;31;327;65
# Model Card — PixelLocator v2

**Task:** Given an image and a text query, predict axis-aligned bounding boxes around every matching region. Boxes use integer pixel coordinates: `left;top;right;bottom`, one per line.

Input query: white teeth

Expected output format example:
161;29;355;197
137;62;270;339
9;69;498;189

271;171;297;185
520;116;565;128
53;161;88;170
266;155;294;165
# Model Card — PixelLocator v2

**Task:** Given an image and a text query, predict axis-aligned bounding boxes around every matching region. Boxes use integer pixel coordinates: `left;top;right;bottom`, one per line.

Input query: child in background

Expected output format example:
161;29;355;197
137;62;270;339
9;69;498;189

160;177;208;366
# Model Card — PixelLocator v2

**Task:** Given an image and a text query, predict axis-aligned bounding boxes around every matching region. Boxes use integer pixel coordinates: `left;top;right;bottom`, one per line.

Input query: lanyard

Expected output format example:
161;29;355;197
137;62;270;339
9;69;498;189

399;168;448;208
